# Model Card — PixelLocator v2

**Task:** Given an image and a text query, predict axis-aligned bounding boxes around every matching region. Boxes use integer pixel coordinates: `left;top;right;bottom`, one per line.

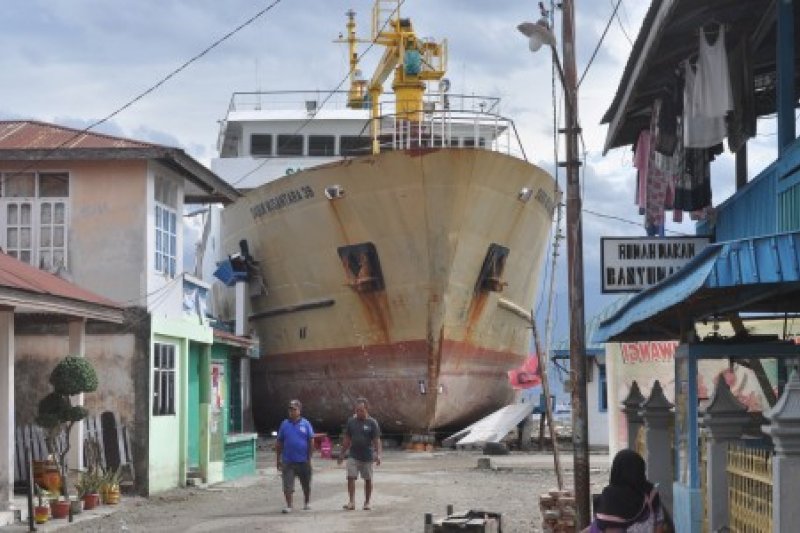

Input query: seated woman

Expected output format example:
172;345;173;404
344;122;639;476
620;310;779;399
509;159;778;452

587;449;668;533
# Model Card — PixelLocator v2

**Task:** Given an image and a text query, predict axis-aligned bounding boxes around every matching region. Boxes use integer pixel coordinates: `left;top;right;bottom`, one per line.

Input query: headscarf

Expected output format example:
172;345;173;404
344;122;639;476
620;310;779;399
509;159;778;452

594;449;658;530
609;449;654;496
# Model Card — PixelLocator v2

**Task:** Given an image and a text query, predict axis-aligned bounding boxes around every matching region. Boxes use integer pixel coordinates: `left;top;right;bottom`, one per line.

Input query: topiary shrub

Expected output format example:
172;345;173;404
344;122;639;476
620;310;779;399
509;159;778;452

49;356;98;395
36;356;98;497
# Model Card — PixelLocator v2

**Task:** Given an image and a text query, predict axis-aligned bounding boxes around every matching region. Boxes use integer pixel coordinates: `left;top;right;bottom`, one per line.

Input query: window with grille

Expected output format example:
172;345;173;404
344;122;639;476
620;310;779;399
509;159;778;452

153;343;176;416
0;171;69;269
154;176;178;278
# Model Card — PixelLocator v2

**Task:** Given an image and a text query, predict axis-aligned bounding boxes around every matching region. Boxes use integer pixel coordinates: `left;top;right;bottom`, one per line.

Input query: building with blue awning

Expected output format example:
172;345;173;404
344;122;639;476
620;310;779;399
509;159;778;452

595;0;800;530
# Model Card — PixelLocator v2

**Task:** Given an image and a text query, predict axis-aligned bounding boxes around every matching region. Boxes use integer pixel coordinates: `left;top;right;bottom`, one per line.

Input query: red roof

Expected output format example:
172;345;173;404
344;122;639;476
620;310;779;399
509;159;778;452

0;251;121;309
0;120;162;150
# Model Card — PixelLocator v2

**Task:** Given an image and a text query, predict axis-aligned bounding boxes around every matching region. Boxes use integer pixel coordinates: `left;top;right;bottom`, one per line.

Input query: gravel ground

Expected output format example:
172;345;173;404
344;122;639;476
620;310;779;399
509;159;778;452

6;448;610;533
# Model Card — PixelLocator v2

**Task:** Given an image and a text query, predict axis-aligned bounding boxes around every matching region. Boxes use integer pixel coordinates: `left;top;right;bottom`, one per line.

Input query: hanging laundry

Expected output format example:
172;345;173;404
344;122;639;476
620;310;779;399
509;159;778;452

633;129;651;212
643;100;672;234
692;25;733;119
683;61;726;148
727;41;756;153
674;143;722;212
654;73;683;156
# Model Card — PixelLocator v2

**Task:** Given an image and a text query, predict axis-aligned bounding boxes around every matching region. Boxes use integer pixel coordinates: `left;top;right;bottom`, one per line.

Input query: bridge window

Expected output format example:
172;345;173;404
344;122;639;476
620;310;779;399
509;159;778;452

251;134;273;157
463;137;486;148
277;135;303;156
309;135;335;156
340;136;371;156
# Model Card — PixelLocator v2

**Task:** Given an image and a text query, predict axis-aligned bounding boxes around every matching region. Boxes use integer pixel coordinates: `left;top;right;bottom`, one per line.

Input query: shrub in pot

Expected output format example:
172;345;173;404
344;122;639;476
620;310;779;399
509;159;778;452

36;356;98;501
101;466;122;505
75;468;103;510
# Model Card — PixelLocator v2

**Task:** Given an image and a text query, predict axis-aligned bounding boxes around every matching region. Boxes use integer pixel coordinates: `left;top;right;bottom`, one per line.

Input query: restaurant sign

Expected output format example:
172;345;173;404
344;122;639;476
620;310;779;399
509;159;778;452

601;236;711;293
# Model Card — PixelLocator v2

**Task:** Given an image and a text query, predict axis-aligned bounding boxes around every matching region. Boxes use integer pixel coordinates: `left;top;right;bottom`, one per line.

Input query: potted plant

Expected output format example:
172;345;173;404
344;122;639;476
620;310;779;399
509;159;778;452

33;485;50;524
49;497;70;520
101;466;122;505
75;469;102;510
33;456;62;493
36;355;99;504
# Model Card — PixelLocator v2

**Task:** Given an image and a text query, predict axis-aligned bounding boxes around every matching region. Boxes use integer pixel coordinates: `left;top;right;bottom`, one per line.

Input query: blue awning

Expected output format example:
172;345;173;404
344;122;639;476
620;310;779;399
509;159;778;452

594;231;800;342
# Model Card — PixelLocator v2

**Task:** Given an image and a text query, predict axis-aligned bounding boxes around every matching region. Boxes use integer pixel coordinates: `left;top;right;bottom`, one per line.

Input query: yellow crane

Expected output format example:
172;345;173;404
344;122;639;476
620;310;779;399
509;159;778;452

339;1;447;154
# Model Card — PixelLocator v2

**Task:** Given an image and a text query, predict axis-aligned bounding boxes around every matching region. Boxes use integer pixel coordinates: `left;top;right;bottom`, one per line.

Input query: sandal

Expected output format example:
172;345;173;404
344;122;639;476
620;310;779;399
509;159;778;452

363;504;371;511
342;503;355;511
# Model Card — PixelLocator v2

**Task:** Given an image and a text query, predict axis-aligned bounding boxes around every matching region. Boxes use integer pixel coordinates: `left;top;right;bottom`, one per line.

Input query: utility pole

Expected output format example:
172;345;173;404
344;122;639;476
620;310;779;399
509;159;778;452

560;0;590;528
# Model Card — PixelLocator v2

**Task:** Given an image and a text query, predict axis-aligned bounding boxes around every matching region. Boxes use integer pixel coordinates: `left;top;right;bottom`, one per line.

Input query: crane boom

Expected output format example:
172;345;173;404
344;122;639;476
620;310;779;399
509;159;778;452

339;1;447;154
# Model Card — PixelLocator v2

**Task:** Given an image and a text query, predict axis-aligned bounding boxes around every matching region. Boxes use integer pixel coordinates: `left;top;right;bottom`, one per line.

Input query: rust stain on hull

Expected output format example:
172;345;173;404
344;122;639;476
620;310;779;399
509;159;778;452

355;291;392;343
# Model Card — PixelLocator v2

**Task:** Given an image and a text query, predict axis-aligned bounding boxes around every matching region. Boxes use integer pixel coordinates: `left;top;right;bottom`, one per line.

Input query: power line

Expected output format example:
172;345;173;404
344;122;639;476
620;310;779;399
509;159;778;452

5;0;286;180
535;0;563;320
91;0;286;135
582;208;693;236
578;0;623;88
610;0;634;46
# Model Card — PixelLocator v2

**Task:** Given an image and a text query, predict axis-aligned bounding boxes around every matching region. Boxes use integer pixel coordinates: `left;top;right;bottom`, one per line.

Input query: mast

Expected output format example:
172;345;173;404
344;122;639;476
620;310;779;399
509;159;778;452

344;9;367;110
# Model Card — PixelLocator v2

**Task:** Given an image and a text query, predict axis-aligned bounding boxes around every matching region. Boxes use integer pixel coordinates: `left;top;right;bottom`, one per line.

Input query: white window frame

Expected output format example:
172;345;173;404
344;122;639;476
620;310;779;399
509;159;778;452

0;171;70;270
152;342;177;416
154;176;178;278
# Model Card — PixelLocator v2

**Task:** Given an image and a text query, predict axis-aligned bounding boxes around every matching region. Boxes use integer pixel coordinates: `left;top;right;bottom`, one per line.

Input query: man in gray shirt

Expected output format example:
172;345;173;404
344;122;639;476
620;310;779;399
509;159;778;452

337;397;382;510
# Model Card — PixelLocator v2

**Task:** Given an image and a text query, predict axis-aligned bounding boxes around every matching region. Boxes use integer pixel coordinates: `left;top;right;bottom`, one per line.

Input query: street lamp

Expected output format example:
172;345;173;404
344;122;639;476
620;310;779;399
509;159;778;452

518;2;591;529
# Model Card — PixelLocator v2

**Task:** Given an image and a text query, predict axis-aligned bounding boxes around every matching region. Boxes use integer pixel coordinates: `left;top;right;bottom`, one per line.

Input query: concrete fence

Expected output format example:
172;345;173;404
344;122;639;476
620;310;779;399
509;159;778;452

625;370;800;532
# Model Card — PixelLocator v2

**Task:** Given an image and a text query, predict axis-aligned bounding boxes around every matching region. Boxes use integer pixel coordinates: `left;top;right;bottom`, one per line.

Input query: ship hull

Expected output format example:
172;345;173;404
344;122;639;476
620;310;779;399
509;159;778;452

220;148;557;432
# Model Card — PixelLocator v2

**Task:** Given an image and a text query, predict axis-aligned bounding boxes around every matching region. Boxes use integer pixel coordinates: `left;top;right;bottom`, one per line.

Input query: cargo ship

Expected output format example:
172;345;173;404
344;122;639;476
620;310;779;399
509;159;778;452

209;1;558;432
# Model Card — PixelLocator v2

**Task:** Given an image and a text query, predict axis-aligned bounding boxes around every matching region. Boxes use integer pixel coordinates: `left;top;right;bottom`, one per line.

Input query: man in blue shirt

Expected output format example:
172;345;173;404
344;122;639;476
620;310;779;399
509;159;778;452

276;399;314;513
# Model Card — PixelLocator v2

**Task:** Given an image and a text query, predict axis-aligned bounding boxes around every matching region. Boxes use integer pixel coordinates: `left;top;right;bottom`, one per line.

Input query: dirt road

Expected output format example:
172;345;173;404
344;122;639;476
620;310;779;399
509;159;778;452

10;449;610;533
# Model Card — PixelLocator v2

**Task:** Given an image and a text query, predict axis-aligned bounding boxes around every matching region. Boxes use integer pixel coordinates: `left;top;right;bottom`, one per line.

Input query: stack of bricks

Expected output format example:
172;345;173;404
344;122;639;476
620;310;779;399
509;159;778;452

539;489;577;532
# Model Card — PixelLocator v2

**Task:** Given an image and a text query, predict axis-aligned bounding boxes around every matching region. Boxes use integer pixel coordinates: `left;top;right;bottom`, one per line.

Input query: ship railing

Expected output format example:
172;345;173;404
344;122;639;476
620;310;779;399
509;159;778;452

226;91;502;117
373;106;528;161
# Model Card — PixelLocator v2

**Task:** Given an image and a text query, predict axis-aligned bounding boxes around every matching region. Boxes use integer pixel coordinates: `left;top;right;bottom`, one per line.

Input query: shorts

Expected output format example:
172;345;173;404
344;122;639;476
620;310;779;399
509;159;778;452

346;457;373;480
281;461;311;493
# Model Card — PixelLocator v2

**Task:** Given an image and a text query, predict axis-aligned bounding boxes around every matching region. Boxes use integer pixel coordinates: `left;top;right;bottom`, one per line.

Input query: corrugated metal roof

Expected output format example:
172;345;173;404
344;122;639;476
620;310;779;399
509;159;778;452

594;231;800;342
0;251;121;310
0;120;241;203
0;120;160;150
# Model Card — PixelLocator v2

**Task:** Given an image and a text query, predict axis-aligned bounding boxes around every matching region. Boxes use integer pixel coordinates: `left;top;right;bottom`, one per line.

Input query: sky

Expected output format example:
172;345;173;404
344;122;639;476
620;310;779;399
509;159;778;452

0;0;783;347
